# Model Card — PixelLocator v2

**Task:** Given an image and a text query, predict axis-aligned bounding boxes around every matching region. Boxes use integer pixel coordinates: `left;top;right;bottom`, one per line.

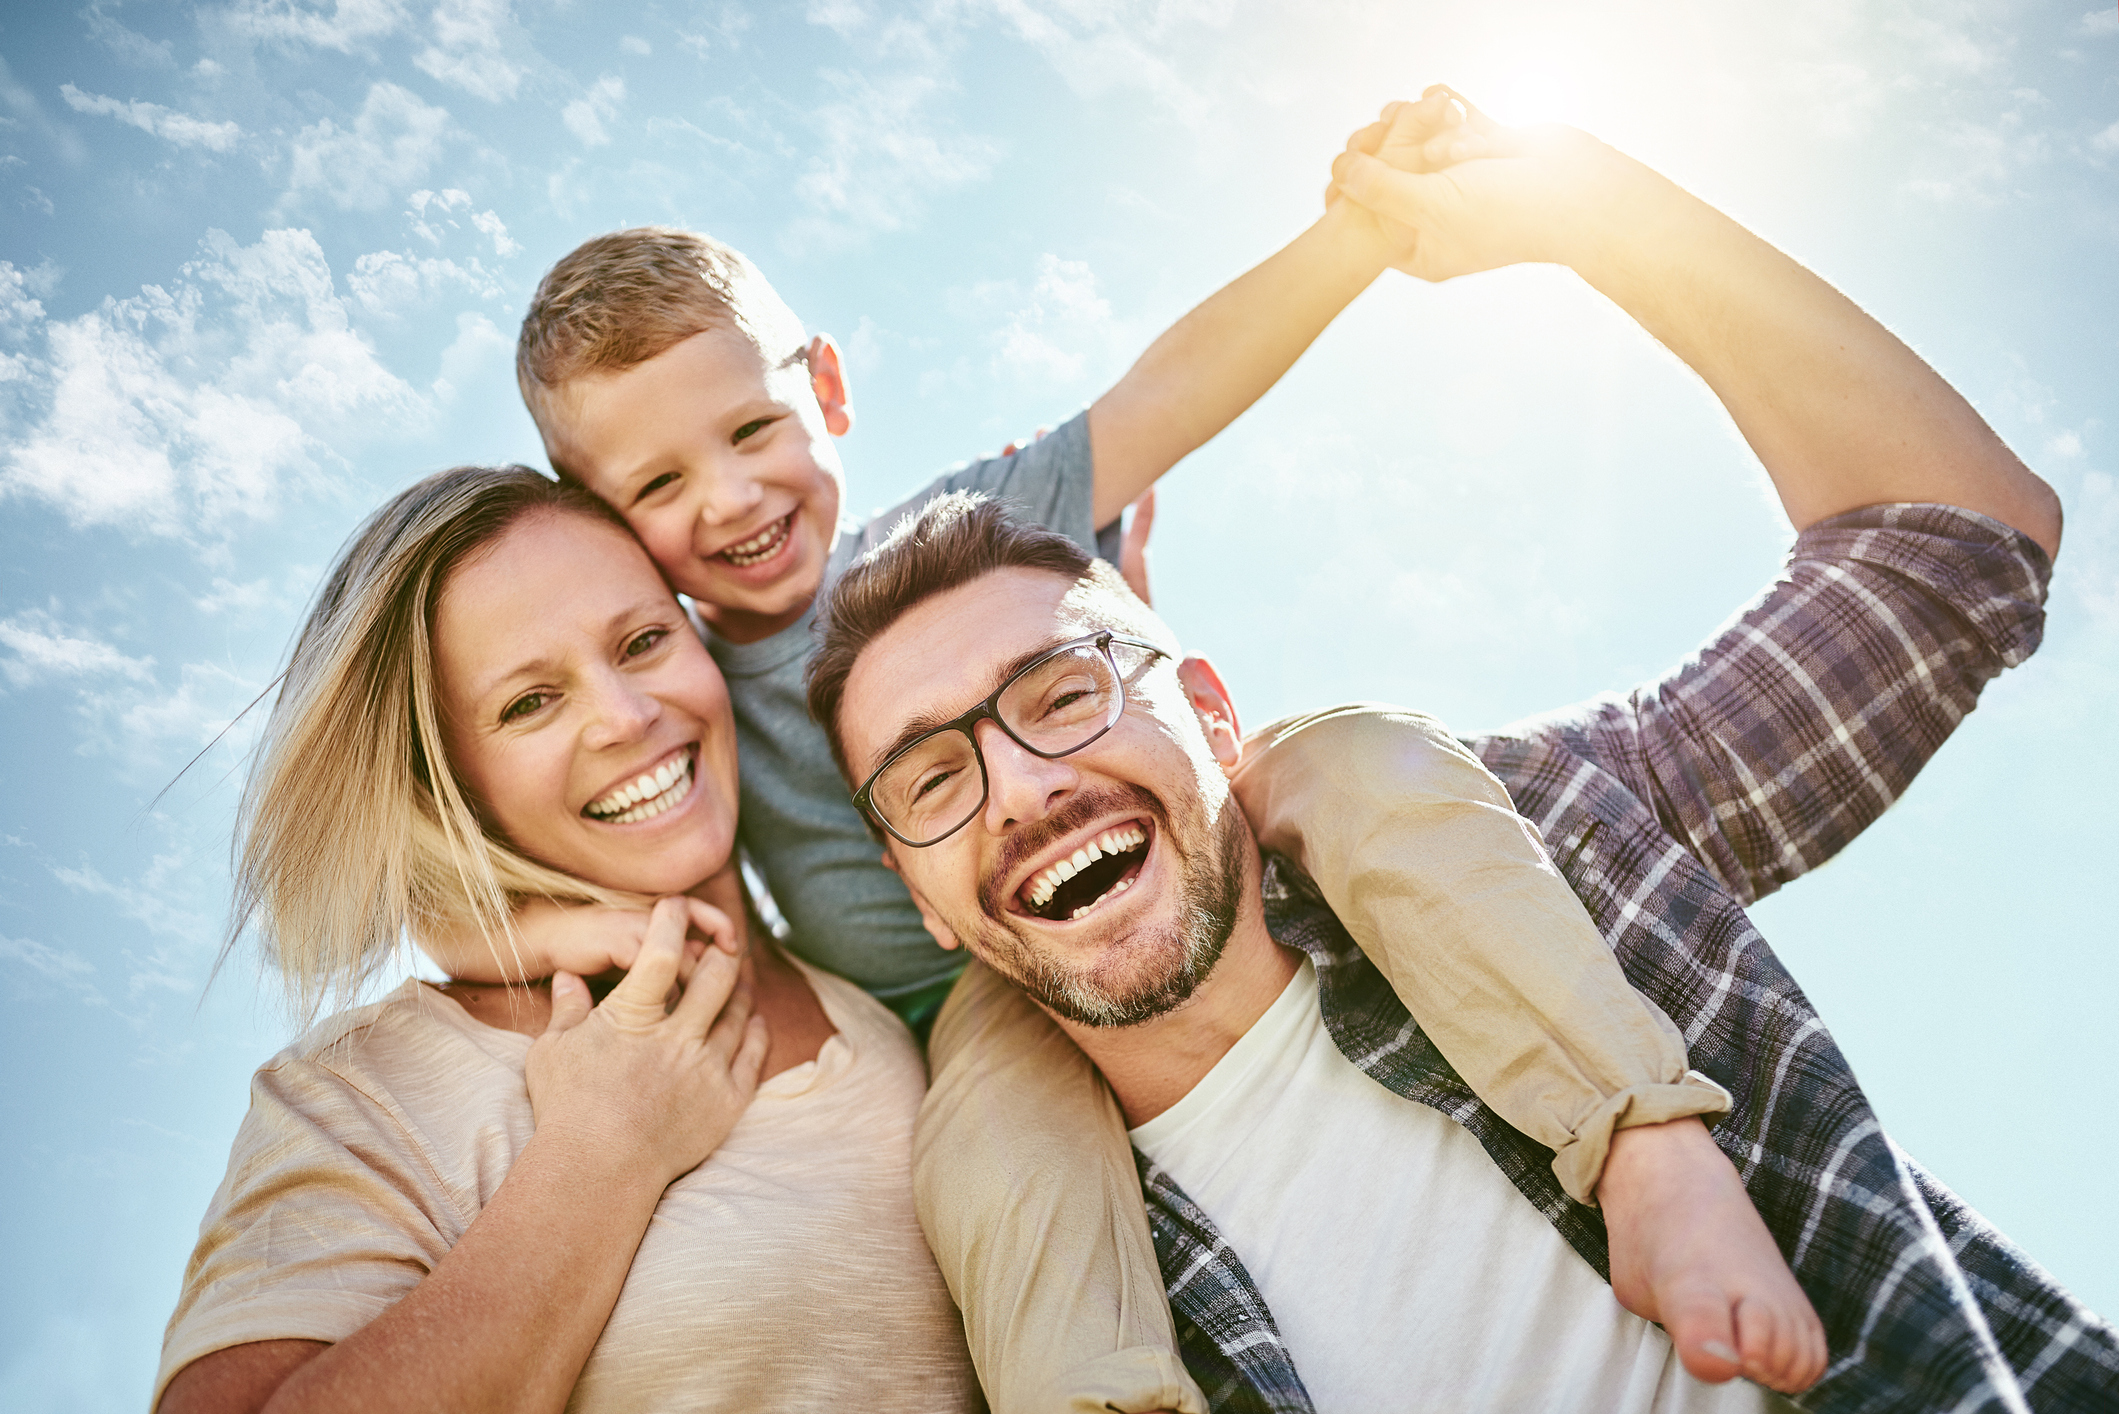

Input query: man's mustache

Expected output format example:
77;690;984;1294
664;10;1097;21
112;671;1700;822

979;783;1165;919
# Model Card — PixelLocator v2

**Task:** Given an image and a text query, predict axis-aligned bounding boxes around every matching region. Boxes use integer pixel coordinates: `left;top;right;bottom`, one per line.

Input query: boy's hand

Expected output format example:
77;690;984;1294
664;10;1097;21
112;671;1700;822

1118;487;1155;607
1329;89;1639;285
424;895;739;985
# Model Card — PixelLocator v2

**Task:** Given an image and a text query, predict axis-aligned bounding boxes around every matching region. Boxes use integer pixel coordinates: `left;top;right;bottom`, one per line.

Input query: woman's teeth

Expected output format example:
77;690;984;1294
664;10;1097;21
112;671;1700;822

720;513;792;567
1024;823;1146;913
585;753;694;824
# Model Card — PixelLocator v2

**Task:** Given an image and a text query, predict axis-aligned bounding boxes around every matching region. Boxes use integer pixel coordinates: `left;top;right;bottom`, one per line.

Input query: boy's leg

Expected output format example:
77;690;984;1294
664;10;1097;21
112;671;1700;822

1230;702;1730;1202
916;959;1206;1414
1231;704;1823;1392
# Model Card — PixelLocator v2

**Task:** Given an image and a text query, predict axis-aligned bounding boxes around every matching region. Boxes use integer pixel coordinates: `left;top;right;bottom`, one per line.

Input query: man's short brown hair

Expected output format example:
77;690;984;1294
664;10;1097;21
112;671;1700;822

806;492;1169;788
515;227;807;428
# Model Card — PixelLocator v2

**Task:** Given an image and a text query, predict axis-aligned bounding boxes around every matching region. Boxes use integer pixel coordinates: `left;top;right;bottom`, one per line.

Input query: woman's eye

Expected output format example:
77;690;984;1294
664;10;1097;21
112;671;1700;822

732;417;774;445
625;628;668;658
502;692;549;723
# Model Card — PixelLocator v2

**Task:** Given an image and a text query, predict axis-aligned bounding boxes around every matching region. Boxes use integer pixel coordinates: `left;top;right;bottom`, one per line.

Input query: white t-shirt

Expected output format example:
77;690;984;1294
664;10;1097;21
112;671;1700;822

1130;958;1792;1414
158;961;978;1412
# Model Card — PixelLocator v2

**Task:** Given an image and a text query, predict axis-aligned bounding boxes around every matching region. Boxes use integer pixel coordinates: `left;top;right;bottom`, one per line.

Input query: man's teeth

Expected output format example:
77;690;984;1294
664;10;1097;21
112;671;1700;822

586;754;694;823
721;514;791;567
1025;823;1146;911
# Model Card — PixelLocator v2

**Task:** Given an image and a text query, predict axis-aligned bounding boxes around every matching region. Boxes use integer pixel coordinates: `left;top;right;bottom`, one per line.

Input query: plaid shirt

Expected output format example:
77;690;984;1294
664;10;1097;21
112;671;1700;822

1135;504;2118;1414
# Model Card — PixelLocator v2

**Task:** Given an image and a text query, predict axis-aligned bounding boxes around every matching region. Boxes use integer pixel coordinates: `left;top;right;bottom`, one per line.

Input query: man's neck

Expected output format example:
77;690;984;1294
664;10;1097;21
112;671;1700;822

1055;886;1299;1129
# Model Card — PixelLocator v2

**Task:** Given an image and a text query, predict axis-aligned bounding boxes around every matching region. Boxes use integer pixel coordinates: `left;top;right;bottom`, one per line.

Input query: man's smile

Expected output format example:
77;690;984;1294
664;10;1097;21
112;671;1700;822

1007;814;1157;924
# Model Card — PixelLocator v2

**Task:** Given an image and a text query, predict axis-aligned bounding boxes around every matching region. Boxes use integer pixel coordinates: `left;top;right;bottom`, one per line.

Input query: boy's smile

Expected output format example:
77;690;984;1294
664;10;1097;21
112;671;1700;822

539;325;853;645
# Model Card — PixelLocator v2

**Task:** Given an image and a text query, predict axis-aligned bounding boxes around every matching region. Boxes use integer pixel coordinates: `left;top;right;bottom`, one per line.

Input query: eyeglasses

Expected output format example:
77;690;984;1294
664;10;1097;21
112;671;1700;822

853;630;1169;848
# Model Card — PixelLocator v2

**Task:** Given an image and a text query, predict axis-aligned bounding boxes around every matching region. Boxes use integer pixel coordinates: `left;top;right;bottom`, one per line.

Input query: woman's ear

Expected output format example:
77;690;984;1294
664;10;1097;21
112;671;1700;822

807;334;854;437
1175;656;1243;778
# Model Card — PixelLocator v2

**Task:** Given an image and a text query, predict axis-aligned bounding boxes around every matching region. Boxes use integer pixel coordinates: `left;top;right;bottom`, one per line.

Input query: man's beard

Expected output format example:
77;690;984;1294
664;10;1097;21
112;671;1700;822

955;781;1251;1028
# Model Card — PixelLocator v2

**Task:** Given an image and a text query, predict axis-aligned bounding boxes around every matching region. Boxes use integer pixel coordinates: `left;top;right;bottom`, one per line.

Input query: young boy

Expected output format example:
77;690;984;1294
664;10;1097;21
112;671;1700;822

466;89;1822;1408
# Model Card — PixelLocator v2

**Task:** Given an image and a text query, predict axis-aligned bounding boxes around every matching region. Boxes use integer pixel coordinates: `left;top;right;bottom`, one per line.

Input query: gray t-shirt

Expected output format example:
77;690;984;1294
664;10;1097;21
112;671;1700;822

709;412;1105;1001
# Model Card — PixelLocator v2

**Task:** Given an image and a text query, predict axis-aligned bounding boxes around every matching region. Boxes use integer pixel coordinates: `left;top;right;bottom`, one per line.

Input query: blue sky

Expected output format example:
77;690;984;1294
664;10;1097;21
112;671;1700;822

2;1;2114;1406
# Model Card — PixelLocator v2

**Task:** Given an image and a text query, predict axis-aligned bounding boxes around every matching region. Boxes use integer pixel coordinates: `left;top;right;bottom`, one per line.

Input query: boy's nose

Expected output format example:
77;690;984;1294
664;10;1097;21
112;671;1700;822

978;719;1076;834
692;465;767;532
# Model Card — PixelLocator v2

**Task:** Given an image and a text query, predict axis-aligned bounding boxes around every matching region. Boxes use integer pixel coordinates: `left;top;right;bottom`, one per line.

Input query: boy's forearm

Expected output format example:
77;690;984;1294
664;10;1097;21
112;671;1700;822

1087;202;1393;526
1556;150;2061;556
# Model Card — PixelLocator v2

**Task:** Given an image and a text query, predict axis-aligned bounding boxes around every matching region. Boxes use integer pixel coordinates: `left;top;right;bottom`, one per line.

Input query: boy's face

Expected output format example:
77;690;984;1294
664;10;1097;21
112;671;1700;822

539;325;851;645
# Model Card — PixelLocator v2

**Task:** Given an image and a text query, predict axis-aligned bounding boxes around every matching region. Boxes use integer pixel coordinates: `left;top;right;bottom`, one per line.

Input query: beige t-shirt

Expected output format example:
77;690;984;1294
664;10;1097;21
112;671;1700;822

157;962;978;1411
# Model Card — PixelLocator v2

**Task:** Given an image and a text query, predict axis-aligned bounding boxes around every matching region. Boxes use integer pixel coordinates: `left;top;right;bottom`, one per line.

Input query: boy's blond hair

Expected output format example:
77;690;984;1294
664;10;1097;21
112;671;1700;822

515;226;808;432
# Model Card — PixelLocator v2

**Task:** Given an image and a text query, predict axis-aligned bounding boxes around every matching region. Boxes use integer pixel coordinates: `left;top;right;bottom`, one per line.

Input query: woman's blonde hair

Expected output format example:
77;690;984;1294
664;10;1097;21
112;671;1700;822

231;464;647;1023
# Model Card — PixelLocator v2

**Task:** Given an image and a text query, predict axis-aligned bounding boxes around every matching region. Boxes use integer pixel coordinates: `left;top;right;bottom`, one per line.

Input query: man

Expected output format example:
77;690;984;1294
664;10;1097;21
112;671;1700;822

808;95;2116;1412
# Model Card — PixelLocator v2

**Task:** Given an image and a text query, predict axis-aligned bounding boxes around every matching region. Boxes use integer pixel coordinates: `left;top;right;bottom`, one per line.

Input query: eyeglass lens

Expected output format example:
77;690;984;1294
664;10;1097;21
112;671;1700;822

871;641;1134;844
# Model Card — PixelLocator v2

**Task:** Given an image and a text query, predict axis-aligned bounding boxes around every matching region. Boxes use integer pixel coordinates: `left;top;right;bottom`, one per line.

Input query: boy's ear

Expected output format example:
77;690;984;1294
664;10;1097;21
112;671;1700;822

806;334;854;438
1175;656;1243;778
881;848;960;950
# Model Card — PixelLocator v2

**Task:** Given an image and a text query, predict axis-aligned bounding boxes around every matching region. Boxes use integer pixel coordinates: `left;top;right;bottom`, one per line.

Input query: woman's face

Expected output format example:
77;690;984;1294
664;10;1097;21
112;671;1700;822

433;508;741;897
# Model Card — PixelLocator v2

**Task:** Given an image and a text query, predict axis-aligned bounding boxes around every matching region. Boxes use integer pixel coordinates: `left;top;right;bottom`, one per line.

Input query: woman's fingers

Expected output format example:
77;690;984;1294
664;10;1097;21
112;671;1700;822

600;896;691;1023
684;898;741;955
543;970;592;1037
671;941;745;1035
701;974;756;1060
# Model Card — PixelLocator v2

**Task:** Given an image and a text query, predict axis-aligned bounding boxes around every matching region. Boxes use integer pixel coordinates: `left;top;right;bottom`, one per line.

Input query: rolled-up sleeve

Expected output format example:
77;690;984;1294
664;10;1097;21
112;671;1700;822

1516;504;2051;906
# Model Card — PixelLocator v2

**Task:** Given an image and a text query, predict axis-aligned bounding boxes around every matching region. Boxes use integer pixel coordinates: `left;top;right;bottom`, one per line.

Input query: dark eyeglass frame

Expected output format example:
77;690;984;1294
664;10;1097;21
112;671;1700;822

851;630;1169;849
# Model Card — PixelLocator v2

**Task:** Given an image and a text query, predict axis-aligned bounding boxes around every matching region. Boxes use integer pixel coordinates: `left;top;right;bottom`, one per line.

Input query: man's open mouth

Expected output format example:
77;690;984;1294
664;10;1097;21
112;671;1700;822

583;748;696;824
719;512;794;568
1016;821;1151;922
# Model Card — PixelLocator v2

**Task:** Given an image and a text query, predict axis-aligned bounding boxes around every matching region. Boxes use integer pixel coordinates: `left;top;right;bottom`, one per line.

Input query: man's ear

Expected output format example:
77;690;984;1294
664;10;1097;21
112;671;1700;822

880;848;960;951
1176;656;1242;778
806;334;854;438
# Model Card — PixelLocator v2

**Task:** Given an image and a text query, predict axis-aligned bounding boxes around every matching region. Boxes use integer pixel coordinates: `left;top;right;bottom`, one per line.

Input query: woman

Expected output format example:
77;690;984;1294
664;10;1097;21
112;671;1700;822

155;466;981;1411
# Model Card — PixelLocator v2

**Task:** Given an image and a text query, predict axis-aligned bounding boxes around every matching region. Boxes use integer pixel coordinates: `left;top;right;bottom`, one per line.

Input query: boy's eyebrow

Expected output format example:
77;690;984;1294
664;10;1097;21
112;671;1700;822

863;633;1077;772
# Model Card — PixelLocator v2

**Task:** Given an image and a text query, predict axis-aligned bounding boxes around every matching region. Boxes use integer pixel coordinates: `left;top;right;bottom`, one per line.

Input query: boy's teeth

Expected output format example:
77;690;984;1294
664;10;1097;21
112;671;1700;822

721;514;791;567
1024;823;1147;911
586;753;694;822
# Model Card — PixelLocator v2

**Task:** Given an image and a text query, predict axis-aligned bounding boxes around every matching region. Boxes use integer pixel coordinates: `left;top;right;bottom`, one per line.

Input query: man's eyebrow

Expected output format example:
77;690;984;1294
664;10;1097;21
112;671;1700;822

863;633;1078;774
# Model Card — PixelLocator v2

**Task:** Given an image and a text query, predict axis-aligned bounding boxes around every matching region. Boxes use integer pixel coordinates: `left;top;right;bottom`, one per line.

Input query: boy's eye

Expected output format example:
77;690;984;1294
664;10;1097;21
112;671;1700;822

502;691;550;723
624;628;668;658
732;417;774;445
635;471;678;504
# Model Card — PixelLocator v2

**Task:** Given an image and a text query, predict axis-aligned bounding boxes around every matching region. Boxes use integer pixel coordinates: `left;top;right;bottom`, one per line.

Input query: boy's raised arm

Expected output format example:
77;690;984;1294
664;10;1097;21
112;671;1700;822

1083;90;1465;527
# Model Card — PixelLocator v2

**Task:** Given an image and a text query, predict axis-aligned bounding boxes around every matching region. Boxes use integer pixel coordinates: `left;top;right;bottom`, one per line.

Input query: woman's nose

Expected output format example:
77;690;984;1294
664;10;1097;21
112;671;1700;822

583;673;661;748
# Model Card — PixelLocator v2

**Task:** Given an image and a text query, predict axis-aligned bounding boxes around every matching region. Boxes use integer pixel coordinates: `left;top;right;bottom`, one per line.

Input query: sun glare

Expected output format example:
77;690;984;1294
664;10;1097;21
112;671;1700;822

1474;64;1582;126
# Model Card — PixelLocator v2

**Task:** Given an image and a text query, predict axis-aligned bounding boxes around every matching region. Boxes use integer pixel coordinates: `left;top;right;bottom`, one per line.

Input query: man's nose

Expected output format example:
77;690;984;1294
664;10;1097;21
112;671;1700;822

978;718;1077;834
582;670;661;750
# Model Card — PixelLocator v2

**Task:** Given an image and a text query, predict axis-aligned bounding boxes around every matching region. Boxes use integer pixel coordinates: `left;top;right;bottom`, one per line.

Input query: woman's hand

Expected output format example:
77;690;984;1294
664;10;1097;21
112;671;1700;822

526;895;770;1188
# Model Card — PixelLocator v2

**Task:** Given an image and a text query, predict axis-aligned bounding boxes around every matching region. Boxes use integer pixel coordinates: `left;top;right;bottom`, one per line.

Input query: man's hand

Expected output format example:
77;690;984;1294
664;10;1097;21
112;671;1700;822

526;897;770;1188
1331;91;1637;285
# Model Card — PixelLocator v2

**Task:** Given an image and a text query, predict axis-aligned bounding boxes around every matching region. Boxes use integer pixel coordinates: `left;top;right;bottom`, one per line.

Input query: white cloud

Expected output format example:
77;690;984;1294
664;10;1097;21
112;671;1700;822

2093;121;2119;154
0;231;427;541
563;73;625;147
470;208;521;257
790;71;996;245
52;856;214;944
84;3;176;67
286;80;452;210
982;0;1218;115
0;934;105;1006
991;253;1114;383
431;309;510;402
415;0;526;103
346;248;497;315
0;611;155;689
59;84;243;152
2082;8;2119;37
621;34;652;55
216;0;409;52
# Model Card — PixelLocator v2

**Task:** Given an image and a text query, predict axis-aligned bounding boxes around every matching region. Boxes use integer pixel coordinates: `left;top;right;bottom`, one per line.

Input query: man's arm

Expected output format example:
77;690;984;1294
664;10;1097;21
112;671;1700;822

1331;96;2063;557
1083;90;1477;527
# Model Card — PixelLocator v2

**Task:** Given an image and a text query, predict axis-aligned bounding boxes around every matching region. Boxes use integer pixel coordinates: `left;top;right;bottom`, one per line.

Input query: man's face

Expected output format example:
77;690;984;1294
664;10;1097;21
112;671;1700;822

840;567;1254;1026
537;326;849;645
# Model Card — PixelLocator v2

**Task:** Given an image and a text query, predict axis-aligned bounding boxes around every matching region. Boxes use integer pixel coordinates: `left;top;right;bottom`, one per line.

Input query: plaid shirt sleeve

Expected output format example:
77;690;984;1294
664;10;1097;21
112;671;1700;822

1507;504;2051;906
